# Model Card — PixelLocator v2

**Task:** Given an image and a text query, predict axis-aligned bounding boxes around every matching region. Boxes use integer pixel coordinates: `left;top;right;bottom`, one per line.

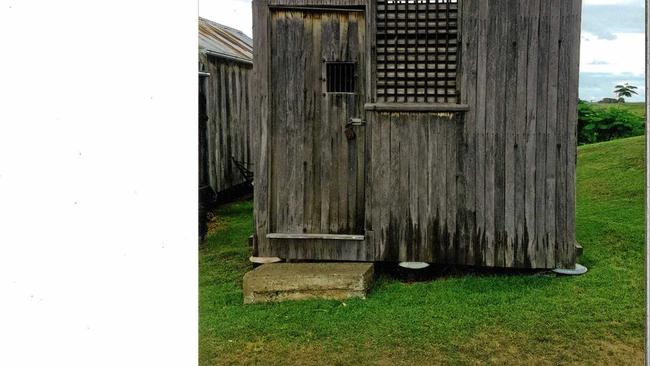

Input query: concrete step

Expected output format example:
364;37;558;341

242;262;374;304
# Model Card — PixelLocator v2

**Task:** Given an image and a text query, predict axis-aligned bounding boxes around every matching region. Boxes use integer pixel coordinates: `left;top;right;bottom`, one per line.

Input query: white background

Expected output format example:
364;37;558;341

0;0;197;364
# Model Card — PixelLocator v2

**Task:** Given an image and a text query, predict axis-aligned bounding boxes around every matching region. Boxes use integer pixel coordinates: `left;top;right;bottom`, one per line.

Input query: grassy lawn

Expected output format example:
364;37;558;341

590;101;646;119
200;136;645;365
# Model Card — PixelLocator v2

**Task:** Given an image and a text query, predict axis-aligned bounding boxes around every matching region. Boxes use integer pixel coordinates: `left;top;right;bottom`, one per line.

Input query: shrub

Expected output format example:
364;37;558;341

577;101;645;145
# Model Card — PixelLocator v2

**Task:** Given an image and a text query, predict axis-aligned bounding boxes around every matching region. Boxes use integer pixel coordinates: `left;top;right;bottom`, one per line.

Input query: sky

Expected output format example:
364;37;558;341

200;0;646;102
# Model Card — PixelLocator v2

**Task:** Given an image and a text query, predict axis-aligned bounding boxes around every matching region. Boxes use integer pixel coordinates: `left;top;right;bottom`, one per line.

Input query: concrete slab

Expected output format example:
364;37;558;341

242;262;374;304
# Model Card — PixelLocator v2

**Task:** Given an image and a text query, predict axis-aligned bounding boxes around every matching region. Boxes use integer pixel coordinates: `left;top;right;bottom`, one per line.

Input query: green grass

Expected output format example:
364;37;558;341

200;136;646;365
591;102;646;119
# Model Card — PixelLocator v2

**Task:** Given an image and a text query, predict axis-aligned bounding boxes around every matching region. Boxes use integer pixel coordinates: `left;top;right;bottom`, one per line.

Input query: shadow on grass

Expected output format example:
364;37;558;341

374;262;553;282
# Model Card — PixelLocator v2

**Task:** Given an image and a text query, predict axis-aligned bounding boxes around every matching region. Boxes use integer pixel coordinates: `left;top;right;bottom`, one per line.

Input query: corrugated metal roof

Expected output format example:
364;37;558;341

199;17;252;63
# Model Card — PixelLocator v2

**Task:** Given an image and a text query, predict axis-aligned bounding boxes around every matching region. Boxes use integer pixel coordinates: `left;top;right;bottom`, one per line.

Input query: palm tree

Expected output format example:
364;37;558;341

613;83;638;102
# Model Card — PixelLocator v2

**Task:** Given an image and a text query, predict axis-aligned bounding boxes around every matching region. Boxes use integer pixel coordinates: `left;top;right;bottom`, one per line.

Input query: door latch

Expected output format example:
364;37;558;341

348;118;366;126
345;118;365;141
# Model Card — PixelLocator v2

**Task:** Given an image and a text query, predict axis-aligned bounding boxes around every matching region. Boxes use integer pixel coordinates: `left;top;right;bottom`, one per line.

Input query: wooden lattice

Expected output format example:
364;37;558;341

376;0;459;103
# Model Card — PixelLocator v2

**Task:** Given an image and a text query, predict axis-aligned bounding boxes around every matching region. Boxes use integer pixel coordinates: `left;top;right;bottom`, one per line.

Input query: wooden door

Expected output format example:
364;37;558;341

270;9;366;236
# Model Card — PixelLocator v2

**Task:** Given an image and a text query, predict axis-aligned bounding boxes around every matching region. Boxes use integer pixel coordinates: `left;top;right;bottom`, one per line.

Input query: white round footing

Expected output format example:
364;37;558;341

249;256;282;264
398;262;430;270
552;263;588;275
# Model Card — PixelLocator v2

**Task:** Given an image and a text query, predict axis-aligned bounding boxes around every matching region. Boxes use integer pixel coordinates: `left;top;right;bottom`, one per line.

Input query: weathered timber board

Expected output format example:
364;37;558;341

201;55;253;194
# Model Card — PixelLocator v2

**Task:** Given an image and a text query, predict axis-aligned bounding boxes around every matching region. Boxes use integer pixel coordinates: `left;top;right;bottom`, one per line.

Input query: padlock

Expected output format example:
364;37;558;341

344;125;356;140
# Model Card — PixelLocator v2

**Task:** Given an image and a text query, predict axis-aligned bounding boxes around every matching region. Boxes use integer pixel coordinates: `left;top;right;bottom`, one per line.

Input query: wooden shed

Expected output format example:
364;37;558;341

199;18;254;200
251;0;582;269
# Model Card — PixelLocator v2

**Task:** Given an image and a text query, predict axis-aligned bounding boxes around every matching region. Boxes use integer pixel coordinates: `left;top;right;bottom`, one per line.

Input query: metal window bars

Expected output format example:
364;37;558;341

326;62;356;93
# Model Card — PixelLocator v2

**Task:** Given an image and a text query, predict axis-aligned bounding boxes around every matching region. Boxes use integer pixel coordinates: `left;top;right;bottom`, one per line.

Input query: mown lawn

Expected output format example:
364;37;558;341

200;136;645;365
591;101;646;119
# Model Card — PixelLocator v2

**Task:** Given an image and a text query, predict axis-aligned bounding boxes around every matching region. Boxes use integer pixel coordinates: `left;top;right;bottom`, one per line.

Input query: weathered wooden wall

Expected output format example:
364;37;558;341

202;54;253;194
253;0;582;269
365;0;581;269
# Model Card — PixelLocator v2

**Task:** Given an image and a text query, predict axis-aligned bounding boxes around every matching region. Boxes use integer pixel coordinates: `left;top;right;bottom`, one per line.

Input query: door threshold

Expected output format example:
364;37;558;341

267;233;365;241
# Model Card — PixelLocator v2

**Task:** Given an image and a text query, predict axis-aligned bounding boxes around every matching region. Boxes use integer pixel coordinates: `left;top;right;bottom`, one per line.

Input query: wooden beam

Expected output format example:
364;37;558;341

267;233;365;241
269;5;364;12
364;102;469;112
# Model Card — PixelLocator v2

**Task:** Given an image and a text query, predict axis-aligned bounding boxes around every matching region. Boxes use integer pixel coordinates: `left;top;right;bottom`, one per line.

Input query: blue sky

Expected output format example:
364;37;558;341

200;0;646;102
580;0;645;101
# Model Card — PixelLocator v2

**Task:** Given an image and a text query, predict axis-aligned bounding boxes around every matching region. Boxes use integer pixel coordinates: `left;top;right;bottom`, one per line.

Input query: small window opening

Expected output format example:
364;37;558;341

326;62;356;93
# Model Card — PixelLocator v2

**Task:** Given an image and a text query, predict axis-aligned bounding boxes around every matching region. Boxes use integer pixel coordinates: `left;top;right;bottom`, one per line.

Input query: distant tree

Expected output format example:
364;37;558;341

613;83;638;102
599;97;619;104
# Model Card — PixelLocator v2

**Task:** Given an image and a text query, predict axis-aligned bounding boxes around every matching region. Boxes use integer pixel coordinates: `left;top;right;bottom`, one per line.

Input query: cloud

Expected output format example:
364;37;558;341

584;0;641;5
199;0;252;37
581;3;645;40
580;32;645;75
580;72;645;102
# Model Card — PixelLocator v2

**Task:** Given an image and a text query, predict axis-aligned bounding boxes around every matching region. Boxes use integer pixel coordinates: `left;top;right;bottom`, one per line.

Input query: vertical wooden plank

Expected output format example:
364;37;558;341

218;63;227;193
555;0;571;269
408;114;418;261
564;0;581;268
366;0;376;104
235;66;242;182
224;63;232;190
544;0;561;268
503;0;518;267
475;0;489;266
205;60;216;193
460;0;478;265
302;14;315;233
493;0;508;267
368;111;379;256
245;66;252;171
337;95;349;232
326;16;340;233
272;11;289;233
378;112;392;259
301;17;320;233
213;63;220;192
426;113;436;262
417;113;429;261
252;0;271;255
535;0;549;268
337;15;349;233
438;113;448;261
483;0;498;267
288;12;305;233
524;0;540;267
513;0;529;267
319;15;333;233
389;113;401;260
446;113;457;263
399;114;409;261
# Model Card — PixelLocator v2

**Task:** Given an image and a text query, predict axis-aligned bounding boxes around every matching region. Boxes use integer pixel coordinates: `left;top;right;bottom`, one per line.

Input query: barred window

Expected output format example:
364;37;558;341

376;0;459;103
326;62;356;93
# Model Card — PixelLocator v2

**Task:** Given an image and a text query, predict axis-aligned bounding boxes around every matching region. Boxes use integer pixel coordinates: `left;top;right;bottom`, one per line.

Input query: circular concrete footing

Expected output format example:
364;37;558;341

552;263;588;275
398;262;430;270
249;256;282;264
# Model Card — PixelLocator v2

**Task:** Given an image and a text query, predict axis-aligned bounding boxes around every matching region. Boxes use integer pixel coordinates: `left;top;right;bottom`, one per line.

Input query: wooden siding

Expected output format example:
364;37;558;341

368;0;580;268
202;54;253;194
253;0;582;269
